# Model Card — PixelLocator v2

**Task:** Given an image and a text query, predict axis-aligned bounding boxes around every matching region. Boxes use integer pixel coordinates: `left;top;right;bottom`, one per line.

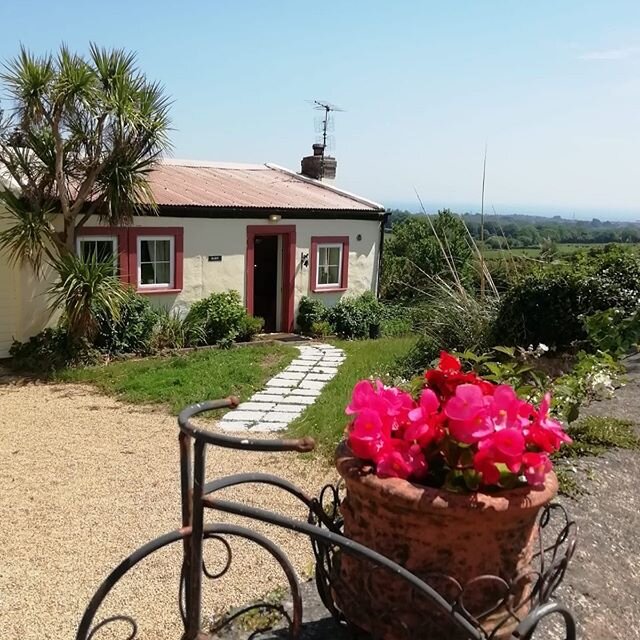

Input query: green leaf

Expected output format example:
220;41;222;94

493;345;516;357
484;362;504;377
463;468;481;491
443;470;466;493
498;466;522;489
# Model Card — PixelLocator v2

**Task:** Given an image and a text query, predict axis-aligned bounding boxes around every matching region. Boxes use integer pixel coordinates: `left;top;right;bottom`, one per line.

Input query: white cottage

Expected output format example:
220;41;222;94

0;158;386;357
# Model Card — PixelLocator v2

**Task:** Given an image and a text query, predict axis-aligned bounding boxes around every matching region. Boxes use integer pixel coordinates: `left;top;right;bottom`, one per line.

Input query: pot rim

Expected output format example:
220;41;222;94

336;440;558;513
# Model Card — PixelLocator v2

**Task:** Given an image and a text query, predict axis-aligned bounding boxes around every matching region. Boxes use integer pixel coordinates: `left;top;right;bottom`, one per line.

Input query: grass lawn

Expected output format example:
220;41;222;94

287;336;416;458
57;344;297;414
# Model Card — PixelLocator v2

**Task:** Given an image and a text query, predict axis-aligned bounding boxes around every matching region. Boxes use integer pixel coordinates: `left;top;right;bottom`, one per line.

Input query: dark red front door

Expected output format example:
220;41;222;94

246;225;296;333
253;235;279;331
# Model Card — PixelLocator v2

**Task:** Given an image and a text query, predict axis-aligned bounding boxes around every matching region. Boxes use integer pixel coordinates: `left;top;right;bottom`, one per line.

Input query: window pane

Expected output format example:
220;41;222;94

318;266;329;285
140;262;155;284
327;265;340;284
318;247;328;267
155;262;171;284
327;247;341;267
140;240;153;262
95;240;115;263
80;241;95;262
79;239;116;273
155;240;170;261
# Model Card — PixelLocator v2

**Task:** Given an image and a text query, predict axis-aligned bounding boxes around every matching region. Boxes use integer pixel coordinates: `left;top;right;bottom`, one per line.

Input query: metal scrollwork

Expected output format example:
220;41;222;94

76;398;577;639
86;615;138;640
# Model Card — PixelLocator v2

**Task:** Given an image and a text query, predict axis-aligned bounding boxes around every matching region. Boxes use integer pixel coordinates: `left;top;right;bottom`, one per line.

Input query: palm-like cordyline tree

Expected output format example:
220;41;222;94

0;44;171;336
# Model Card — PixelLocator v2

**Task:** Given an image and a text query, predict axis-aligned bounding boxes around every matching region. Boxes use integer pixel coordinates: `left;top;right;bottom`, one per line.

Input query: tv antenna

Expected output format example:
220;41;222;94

307;100;344;152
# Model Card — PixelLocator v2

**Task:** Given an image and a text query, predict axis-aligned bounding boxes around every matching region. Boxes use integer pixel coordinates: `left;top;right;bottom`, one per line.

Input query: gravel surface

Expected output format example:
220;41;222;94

0;383;335;640
548;356;640;640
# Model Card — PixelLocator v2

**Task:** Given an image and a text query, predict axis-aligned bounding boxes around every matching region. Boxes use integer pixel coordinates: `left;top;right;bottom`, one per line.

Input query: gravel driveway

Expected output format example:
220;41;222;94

0;383;335;640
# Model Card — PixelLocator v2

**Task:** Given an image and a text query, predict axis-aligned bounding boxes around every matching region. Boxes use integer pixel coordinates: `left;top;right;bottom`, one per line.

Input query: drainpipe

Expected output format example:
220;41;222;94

375;211;390;298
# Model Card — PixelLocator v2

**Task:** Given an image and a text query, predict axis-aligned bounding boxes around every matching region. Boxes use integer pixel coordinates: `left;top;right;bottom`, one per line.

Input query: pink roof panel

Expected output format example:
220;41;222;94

148;161;383;211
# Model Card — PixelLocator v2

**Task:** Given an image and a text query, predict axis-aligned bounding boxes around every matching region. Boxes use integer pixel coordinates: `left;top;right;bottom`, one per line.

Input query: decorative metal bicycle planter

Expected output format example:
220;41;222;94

76;397;578;640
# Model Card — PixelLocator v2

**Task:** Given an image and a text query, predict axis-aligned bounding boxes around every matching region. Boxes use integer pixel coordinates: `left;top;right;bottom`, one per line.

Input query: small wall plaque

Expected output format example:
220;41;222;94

208;255;222;262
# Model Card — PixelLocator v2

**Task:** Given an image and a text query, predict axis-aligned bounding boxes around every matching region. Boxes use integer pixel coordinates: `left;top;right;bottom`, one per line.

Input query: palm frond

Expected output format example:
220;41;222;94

1;46;54;124
0;190;57;272
48;252;126;339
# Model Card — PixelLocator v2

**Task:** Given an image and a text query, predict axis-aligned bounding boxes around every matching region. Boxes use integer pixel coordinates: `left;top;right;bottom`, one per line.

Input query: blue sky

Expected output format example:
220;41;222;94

2;1;640;219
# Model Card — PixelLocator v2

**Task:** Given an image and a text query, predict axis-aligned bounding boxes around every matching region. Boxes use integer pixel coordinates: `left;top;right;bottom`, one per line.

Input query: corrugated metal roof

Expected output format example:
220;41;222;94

148;160;384;211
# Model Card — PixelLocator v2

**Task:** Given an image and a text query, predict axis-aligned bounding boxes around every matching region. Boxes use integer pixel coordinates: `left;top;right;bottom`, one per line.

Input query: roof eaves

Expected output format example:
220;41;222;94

264;163;386;212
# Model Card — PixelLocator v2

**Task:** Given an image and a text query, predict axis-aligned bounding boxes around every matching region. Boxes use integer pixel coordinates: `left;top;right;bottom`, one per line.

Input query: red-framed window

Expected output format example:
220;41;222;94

127;227;184;294
309;236;349;292
76;226;184;294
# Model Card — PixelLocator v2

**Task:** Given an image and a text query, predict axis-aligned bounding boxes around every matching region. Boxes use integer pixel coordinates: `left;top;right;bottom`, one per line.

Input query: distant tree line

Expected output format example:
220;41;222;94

386;210;640;247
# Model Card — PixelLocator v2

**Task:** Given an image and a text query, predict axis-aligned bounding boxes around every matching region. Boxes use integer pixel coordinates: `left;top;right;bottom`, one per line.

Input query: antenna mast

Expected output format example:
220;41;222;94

312;100;344;154
301;100;344;180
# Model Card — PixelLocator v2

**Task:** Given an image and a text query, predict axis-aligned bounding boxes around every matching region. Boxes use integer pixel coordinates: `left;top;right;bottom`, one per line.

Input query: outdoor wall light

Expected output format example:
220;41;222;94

268;214;282;223
301;252;309;268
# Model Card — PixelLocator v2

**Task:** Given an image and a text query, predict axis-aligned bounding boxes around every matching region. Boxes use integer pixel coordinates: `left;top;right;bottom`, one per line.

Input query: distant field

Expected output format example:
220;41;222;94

481;242;640;260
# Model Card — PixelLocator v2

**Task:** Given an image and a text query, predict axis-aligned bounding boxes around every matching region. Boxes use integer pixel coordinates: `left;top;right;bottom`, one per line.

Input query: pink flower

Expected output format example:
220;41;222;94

477;428;526;473
348;409;388;460
527;393;572;452
379;385;415;429
408;388;439;419
376;441;427;480
345;380;378;415
448;413;493;444
522;452;552;486
491;385;533;430
404;389;440;446
444;384;486;422
345;359;569;491
473;448;501;485
492;428;526;459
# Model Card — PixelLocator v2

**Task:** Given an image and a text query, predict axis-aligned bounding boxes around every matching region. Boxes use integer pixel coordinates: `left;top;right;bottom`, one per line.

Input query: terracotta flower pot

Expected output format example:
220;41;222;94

334;441;558;640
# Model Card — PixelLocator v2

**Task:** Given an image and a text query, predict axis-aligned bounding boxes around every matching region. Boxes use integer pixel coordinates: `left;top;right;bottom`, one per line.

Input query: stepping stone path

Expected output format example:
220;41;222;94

217;343;345;433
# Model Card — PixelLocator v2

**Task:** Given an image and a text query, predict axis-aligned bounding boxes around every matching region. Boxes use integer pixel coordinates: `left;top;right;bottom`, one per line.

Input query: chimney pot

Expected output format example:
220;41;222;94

301;144;337;181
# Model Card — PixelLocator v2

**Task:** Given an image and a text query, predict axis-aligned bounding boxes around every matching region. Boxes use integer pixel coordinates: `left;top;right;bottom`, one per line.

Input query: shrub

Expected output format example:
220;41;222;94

184;291;249;344
151;307;207;351
380;210;474;302
296;296;329;334
10;328;98;373
236;314;265;342
94;289;157;356
379;303;422;337
584;308;640;357
493;270;585;349
328;291;382;339
310;320;332;338
494;247;640;349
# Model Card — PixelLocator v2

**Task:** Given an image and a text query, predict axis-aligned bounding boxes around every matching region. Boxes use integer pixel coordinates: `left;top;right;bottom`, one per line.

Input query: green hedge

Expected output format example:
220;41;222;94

493;247;640;349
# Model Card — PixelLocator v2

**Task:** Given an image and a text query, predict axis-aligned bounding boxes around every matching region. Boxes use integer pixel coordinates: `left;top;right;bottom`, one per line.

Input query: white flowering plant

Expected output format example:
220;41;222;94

444;347;622;425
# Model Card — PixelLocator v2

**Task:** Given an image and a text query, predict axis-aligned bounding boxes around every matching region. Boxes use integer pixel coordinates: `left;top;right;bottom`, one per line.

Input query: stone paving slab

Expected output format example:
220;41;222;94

279;395;317;405
217;343;344;434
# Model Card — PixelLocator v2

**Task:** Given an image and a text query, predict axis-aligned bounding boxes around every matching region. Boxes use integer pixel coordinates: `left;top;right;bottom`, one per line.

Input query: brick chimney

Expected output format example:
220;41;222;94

300;144;337;181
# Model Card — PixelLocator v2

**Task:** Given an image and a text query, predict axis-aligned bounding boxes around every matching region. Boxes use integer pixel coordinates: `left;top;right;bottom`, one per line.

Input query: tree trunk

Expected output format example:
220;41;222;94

63;216;76;255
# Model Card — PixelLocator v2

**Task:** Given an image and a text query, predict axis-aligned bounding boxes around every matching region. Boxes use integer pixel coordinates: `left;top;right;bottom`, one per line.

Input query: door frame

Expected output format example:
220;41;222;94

246;225;296;332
